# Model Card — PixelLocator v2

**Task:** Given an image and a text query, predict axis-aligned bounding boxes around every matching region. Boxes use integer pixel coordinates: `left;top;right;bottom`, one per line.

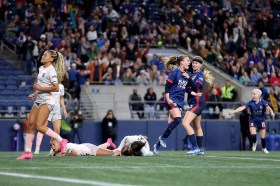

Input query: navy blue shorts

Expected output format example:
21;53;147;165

188;103;205;116
250;120;266;130
166;102;182;111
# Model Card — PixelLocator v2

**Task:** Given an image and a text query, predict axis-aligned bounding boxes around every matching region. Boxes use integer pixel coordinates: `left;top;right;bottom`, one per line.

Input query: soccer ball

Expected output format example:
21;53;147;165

13;123;21;131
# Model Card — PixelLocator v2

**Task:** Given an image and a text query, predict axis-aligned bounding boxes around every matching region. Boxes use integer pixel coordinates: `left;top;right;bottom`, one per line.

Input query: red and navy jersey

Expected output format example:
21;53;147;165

186;70;205;105
245;99;268;122
166;68;190;108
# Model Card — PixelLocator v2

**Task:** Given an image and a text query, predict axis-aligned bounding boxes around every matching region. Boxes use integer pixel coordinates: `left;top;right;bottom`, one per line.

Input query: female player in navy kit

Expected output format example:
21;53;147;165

153;55;191;154
16;50;68;160
229;89;275;153
182;56;214;155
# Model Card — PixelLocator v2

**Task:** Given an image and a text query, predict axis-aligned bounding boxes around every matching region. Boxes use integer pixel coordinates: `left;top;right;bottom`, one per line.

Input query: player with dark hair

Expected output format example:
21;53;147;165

117;135;153;156
182;56;214;155
229;89;275;153
153;55;191;154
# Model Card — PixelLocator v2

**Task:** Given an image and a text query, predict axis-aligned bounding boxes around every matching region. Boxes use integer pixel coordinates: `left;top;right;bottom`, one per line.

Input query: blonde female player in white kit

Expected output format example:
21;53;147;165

35;82;68;155
16;50;68;160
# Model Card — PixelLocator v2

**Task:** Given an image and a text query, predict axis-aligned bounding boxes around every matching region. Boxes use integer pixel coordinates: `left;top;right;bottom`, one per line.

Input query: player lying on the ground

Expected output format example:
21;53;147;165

50;138;121;156
117;135;154;156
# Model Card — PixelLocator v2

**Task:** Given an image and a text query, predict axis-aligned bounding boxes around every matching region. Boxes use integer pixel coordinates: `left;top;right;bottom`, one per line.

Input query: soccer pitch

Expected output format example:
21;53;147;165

0;151;279;186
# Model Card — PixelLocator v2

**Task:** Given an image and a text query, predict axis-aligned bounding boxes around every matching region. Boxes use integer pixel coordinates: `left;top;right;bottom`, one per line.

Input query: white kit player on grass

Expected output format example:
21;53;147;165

35;83;68;155
117;135;154;156
51;138;119;156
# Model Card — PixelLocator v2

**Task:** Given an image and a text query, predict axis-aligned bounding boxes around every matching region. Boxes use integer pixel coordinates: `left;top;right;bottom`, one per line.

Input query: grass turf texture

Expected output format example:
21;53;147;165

0;151;279;186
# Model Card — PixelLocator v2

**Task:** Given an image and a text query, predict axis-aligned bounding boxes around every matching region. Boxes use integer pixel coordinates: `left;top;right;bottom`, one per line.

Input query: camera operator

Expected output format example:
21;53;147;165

70;108;84;144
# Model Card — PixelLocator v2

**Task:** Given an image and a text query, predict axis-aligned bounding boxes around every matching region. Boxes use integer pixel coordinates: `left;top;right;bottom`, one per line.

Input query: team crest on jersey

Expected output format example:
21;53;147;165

192;75;196;80
199;77;203;81
42;73;45;77
178;80;187;89
260;106;263;109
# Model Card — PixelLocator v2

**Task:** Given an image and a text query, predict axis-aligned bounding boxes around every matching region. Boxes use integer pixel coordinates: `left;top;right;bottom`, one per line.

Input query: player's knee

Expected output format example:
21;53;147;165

169;117;181;130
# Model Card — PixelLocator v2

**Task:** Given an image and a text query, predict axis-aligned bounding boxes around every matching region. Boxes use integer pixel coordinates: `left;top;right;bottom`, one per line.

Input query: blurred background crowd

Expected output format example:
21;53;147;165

0;0;280;116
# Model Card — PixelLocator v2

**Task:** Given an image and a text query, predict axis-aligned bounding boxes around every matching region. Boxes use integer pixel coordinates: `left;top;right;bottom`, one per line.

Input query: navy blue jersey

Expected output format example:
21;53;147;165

186;70;205;105
166;68;190;108
245;99;268;122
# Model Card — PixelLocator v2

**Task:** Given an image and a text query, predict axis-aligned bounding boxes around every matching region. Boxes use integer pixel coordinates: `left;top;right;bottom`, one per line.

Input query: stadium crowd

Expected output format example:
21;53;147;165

0;0;280;113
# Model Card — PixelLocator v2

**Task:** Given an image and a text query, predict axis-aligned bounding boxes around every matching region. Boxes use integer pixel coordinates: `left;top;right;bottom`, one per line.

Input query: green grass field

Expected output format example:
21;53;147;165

0;151;279;186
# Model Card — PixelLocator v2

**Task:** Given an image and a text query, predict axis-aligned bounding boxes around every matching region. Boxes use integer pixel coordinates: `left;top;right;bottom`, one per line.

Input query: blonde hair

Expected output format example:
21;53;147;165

253;88;262;97
162;55;189;71
203;69;214;87
48;50;67;83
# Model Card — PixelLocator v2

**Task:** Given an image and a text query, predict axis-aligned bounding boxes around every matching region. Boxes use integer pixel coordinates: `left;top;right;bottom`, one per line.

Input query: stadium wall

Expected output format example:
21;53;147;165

1;119;279;152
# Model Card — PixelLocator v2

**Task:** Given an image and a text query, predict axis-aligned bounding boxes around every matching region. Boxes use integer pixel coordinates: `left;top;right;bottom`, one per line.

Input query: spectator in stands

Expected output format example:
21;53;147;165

70;108;84;144
250;67;262;85
136;69;150;86
259;32;272;49
22;35;35;75
75;69;90;102
129;88;144;119
221;80;237;102
102;67;114;85
239;109;252;151
268;72;280;87
208;88;223;119
258;80;269;101
122;68;136;85
102;109;118;144
259;71;269;85
268;88;279;112
67;63;78;97
144;87;157;118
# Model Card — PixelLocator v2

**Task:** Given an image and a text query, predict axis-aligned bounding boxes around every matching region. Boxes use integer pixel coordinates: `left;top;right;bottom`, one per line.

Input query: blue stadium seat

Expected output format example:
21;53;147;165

0;85;5;90
1;89;17;95
8;95;19;100
6;85;18;90
5;79;17;86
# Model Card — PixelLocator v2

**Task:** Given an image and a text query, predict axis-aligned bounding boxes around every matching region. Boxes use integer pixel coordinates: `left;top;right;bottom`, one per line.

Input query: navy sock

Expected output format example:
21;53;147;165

188;134;198;148
162;117;181;138
261;138;266;148
251;134;257;143
196;136;203;148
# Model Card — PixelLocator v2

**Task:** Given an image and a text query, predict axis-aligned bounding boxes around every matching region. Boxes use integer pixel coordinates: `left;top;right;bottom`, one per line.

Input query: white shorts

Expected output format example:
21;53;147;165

48;105;61;122
83;143;98;156
34;102;54;111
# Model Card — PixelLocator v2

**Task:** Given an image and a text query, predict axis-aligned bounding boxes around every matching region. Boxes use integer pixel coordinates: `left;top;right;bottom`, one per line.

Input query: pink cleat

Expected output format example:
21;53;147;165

107;138;116;150
60;139;68;153
16;152;33;160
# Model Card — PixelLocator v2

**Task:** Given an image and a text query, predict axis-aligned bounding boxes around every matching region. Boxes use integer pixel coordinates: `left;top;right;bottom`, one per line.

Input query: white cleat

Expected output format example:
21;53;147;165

34;149;39;155
252;143;257;152
262;148;269;154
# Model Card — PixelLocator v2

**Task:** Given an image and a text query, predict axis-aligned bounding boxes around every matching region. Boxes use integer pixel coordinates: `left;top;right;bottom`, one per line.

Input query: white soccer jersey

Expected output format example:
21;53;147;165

35;65;58;105
52;84;64;104
65;143;98;156
117;135;154;156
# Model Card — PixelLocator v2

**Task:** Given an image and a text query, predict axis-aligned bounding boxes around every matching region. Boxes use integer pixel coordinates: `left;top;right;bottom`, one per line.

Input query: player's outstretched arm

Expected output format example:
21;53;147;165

229;105;246;116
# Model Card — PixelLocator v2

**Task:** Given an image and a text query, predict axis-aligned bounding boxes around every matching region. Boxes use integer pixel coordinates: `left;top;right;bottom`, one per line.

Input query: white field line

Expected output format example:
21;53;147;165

0;172;139;186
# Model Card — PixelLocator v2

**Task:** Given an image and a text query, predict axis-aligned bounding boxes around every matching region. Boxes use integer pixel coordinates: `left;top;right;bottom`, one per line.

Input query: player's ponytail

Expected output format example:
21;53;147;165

162;55;189;71
203;69;214;87
49;50;67;83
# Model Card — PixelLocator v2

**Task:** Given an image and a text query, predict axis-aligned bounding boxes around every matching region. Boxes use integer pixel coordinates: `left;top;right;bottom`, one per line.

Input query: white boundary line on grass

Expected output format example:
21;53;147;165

0;172;139;186
204;155;280;162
